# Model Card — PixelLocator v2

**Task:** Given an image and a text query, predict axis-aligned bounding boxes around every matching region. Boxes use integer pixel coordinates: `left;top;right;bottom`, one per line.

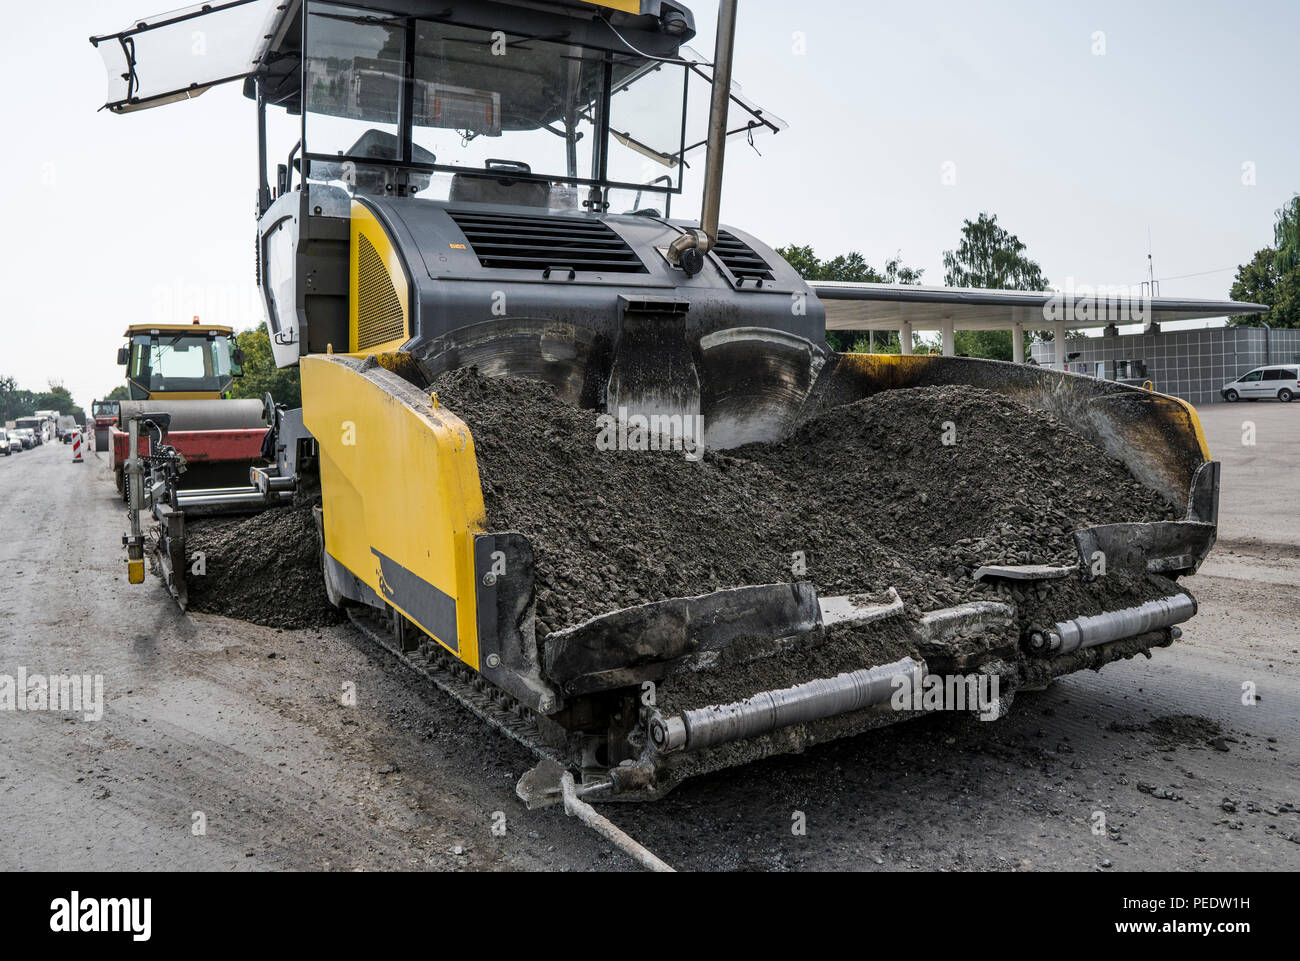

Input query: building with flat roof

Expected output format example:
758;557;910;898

1030;326;1300;405
815;282;1268;368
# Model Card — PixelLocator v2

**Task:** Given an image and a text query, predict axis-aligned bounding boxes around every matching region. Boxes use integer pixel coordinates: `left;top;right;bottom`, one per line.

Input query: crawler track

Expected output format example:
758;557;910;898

347;607;562;765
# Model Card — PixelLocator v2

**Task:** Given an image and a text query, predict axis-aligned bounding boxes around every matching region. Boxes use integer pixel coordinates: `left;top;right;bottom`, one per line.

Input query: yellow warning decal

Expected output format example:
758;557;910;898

585;0;641;13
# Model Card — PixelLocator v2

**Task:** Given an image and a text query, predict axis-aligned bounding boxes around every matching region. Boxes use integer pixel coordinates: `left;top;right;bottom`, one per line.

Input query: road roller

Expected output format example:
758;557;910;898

110;319;296;608
110;320;270;494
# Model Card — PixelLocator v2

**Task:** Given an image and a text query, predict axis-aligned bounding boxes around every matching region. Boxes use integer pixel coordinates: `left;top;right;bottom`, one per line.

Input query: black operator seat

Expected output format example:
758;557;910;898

312;130;436;196
450;159;550;207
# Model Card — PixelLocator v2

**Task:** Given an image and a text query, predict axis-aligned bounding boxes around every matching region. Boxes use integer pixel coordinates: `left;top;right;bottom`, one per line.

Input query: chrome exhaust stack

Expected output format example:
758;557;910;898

668;0;738;274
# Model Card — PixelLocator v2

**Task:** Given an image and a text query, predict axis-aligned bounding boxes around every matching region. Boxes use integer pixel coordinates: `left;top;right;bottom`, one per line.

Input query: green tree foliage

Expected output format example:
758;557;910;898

774;245;923;352
954;329;1015;362
227;321;302;408
942;212;1049;291
104;385;132;402
1229;246;1300;328
1274;195;1300;274
0;377;85;423
1227;196;1300;329
942;212;1051;361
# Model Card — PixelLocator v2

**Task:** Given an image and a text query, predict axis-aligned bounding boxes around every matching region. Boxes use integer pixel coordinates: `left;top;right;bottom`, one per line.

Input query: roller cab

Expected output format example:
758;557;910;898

110;321;271;493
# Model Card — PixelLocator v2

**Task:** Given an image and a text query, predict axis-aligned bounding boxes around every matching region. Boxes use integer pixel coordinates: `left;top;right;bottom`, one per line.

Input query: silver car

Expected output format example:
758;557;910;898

1222;365;1299;403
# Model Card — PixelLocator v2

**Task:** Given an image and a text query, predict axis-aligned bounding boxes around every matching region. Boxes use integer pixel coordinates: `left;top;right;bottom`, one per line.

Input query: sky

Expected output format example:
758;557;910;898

1;0;1296;410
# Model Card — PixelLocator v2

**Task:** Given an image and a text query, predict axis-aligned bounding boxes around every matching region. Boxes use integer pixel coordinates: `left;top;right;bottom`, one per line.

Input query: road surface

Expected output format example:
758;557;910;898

0;408;1296;872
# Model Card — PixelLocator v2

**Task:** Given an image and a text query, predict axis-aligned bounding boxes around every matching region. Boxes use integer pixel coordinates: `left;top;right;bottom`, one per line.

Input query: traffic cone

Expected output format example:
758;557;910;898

72;431;84;463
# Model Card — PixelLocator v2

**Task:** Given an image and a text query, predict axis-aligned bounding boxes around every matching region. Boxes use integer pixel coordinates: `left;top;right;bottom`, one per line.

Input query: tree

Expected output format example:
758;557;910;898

0;376;23;423
942;212;1049;290
227;321;302;408
1229;246;1300;328
104;385;132;402
953;329;1015;362
34;382;84;421
943;212;1050;360
774;245;924;352
1274;195;1300;274
0;378;84;422
1226;196;1300;329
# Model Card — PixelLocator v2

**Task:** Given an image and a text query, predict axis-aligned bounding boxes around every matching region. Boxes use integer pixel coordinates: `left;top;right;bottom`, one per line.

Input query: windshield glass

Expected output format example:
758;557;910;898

91;0;281;112
128;333;235;397
302;2;688;201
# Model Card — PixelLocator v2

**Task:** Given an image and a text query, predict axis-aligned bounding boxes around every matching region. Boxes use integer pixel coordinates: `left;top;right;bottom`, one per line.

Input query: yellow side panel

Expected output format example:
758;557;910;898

129;384;224;401
584;0;641;11
350;202;411;354
302;355;487;668
1163;395;1213;461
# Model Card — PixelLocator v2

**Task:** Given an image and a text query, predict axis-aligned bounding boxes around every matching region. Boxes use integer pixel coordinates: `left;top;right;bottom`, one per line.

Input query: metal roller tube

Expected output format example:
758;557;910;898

651;657;924;754
1053;593;1196;654
175;488;293;515
118;399;267;432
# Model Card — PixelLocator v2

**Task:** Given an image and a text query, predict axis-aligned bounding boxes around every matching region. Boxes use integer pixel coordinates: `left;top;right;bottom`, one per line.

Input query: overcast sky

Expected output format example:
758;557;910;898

2;0;1296;410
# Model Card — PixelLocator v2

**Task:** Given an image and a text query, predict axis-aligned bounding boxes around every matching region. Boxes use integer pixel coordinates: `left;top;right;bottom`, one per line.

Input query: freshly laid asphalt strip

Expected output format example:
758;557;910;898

184;505;345;630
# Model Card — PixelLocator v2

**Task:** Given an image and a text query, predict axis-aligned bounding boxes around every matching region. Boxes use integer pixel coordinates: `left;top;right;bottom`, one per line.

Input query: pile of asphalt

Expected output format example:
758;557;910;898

183;505;345;630
177;369;1182;688
431;369;1176;636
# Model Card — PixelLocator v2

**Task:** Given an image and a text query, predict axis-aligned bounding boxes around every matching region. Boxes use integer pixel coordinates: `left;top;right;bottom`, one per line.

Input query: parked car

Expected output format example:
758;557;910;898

58;415;79;443
14;417;48;444
0;434;10;456
1222;365;1300;403
18;429;37;449
7;430;28;451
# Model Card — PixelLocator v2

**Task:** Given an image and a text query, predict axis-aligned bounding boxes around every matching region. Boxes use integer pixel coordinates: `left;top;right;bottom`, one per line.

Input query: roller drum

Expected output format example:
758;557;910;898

117;399;267;432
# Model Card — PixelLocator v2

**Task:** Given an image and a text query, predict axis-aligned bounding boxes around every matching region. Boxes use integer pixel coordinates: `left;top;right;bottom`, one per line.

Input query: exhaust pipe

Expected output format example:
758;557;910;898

668;0;737;274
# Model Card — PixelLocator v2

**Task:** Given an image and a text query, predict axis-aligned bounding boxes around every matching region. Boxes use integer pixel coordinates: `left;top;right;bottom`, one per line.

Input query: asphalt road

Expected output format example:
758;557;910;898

0;407;1296;872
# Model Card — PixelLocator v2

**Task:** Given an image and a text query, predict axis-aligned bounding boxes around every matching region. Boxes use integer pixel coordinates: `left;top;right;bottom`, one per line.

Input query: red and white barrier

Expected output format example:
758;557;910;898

72;431;84;464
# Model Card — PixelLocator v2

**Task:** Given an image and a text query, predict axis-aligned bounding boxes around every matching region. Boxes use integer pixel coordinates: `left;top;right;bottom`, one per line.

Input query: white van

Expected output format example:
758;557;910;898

1221;365;1300;403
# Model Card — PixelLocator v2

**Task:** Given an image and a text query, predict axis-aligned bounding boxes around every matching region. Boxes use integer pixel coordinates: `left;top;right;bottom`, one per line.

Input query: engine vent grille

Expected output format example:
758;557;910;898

448;210;648;274
714;230;775;285
356;233;406;350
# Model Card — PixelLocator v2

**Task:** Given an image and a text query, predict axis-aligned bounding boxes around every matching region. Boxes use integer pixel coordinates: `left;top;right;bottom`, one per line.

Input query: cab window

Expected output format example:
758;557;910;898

1240;370;1264;382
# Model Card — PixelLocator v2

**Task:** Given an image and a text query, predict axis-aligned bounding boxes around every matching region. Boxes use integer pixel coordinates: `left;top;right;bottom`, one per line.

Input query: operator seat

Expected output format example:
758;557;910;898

450;160;549;207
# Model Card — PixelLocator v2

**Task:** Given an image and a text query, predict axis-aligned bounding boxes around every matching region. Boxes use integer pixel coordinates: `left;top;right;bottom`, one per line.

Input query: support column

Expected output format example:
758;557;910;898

900;322;913;355
941;319;956;357
1054;320;1068;370
867;329;875;353
1012;323;1025;364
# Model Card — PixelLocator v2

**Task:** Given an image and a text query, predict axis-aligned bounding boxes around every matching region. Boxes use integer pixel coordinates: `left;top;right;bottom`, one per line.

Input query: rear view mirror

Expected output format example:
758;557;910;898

232;348;245;367
116;347;129;365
